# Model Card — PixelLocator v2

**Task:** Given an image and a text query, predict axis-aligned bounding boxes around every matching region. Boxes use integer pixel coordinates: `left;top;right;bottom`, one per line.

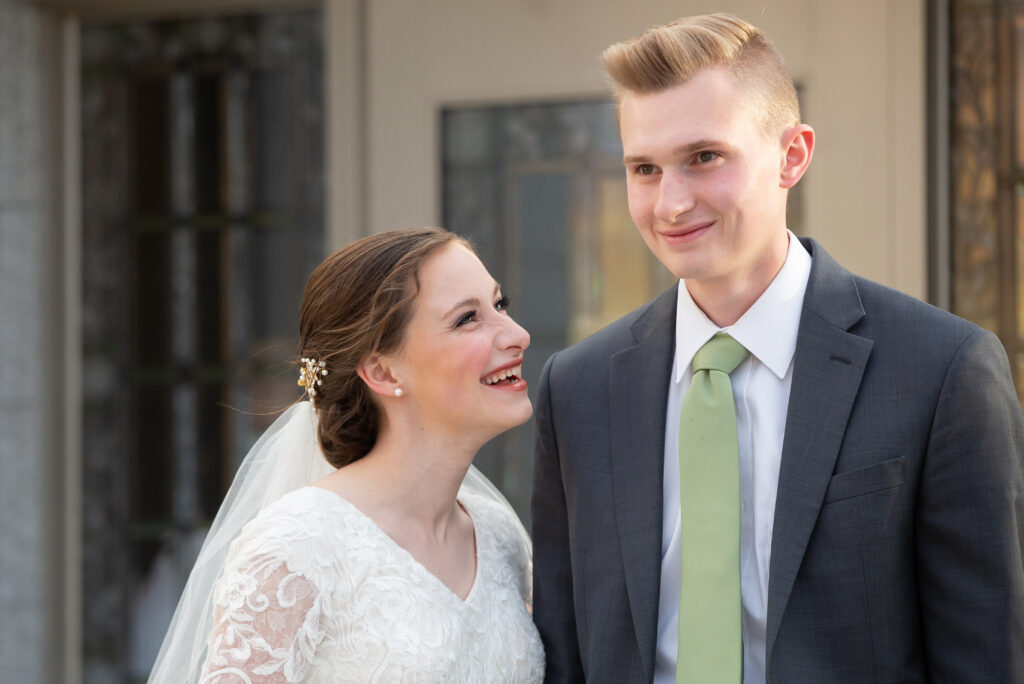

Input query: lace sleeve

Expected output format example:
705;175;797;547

199;542;326;682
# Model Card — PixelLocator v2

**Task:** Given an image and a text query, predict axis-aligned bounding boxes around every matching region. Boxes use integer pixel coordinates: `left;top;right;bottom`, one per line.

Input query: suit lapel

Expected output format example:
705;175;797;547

765;239;873;661
609;286;677;682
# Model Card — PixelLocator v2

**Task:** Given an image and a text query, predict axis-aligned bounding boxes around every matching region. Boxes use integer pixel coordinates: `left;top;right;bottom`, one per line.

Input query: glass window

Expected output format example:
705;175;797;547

442;100;674;524
80;11;324;680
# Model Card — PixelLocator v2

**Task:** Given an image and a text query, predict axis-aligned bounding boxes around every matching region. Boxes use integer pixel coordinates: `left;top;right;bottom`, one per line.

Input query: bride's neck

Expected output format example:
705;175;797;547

335;426;477;534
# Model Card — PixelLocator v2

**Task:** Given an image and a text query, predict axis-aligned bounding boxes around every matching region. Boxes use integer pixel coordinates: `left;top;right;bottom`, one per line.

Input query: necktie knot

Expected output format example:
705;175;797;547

692;333;749;375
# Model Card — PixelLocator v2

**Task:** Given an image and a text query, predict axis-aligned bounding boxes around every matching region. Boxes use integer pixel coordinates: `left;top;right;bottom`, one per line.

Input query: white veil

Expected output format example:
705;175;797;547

148;400;530;683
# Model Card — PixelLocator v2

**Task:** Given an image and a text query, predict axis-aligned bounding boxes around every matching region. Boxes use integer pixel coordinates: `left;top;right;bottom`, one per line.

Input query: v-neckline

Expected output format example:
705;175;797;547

304;486;481;605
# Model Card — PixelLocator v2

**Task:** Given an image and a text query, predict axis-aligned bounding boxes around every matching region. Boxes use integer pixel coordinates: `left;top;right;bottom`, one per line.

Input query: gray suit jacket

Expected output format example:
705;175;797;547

531;238;1024;683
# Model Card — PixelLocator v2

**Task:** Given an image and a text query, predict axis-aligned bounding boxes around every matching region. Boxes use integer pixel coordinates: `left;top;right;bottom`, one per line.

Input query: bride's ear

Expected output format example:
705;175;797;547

357;352;402;398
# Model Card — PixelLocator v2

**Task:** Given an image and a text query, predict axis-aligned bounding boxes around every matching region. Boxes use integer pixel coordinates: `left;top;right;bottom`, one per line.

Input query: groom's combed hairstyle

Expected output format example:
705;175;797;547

602;13;800;139
299;227;470;468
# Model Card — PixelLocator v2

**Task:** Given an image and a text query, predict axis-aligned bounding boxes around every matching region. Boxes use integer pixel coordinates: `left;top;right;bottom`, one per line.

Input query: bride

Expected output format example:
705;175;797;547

150;228;545;682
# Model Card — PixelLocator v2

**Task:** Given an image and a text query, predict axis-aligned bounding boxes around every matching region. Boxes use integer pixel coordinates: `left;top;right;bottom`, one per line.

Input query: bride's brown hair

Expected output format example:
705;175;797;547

298;227;468;468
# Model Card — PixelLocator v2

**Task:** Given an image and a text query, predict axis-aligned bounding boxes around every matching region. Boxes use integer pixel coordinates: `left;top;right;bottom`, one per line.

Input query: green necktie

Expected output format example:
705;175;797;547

677;333;749;683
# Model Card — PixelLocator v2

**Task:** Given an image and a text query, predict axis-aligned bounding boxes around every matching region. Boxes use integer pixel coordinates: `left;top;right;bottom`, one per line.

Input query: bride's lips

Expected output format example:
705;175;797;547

659;220;715;243
481;359;527;391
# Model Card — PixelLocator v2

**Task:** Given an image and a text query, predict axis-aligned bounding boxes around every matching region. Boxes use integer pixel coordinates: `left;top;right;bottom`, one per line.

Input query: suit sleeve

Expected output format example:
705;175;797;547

916;328;1024;681
531;353;586;682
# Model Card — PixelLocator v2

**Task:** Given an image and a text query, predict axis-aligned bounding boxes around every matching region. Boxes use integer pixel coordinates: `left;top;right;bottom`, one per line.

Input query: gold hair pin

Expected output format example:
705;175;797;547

298;357;328;397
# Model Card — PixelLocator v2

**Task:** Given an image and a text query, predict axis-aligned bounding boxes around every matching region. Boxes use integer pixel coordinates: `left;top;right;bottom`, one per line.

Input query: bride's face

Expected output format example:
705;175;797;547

388;243;532;441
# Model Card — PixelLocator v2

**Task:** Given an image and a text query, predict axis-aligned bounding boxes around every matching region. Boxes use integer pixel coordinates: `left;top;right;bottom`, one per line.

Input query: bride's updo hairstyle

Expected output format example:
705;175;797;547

298;227;469;468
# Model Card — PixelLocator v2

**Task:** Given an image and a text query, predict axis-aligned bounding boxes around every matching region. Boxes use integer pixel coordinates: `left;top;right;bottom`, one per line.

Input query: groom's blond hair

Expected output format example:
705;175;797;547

602;13;800;139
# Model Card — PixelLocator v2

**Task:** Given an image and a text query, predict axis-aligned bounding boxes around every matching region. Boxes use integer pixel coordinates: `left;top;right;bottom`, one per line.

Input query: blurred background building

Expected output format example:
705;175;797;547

0;0;1020;681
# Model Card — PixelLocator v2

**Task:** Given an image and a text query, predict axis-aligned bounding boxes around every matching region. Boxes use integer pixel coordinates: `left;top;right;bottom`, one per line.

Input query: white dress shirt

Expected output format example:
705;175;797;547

653;233;812;684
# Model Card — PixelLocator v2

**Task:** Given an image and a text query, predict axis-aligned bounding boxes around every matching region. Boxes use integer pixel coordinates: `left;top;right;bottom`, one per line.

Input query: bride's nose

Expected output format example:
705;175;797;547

497;316;530;351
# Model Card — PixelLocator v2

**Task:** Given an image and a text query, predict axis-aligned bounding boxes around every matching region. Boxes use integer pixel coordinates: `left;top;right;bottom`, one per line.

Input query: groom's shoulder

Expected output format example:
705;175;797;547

545;285;676;376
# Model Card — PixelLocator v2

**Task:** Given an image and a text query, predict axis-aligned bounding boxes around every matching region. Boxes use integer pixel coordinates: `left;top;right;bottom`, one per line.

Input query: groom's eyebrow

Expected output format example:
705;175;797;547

443;283;501;320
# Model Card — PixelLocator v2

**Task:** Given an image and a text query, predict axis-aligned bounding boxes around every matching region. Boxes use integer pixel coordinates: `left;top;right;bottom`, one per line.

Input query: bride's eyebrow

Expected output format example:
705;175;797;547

442;283;501;320
444;297;480;319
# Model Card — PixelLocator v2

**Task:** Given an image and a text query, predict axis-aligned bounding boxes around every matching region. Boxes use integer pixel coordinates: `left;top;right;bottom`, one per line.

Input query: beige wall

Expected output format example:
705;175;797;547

362;0;926;298
61;0;929;295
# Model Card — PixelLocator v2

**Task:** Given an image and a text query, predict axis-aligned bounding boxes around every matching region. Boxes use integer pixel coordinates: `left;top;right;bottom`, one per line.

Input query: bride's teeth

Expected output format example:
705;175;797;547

483;365;521;385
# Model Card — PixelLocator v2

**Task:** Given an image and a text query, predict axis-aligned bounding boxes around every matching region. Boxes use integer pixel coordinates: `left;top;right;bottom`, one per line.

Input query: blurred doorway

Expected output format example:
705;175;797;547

79;10;324;680
944;0;1024;403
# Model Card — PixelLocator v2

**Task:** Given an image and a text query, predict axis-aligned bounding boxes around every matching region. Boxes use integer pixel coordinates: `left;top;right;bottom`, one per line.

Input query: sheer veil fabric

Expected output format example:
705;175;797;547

148;401;531;683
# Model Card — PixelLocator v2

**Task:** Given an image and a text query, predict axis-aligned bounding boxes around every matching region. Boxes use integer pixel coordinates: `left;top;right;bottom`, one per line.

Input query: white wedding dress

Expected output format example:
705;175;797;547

199;485;545;683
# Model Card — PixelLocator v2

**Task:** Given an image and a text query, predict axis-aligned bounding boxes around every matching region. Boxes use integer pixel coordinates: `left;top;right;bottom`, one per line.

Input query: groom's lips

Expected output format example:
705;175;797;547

660;220;715;243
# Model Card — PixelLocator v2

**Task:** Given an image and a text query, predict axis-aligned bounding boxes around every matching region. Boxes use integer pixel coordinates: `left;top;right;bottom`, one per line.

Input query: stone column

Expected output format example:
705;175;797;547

0;1;67;682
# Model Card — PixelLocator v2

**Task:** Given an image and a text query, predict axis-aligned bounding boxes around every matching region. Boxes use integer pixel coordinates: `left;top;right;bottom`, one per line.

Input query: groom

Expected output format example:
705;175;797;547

531;13;1024;683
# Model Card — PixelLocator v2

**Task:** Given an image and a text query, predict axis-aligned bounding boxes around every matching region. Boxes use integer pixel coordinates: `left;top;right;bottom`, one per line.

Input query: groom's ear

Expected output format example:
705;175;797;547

357;352;401;398
779;123;815;189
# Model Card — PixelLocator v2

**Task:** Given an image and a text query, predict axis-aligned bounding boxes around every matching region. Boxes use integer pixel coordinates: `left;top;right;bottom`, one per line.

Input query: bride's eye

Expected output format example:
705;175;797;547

495;296;510;312
455;310;477;327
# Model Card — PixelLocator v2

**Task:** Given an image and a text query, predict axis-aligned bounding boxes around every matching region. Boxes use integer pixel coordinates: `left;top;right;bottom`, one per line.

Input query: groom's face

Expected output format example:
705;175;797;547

618;67;792;291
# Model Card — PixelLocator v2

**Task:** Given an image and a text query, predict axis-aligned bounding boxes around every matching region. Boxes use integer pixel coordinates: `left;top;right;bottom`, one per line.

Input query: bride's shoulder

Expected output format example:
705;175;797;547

225;487;353;571
245;487;339;534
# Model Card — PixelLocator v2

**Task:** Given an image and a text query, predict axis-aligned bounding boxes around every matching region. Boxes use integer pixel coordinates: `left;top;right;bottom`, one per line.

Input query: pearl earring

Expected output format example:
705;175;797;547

394;388;404;397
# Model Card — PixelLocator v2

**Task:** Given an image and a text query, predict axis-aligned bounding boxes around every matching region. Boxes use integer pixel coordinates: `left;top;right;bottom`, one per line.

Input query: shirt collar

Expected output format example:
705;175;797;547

674;231;812;382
